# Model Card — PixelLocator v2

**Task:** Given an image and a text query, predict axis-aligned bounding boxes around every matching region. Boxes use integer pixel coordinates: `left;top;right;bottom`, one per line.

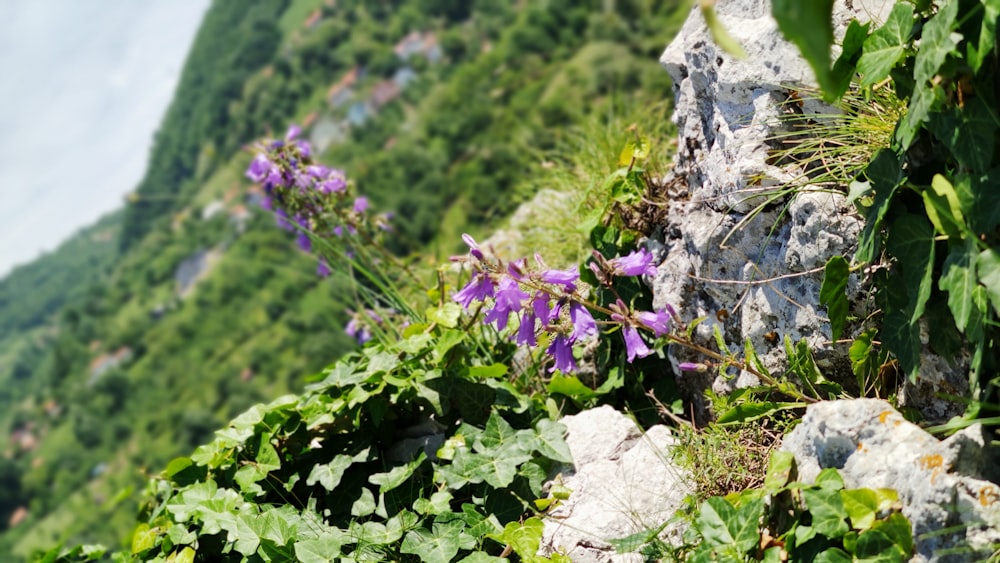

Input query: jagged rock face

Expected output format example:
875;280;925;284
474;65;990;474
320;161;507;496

539;406;690;562
783;399;1000;562
651;0;966;423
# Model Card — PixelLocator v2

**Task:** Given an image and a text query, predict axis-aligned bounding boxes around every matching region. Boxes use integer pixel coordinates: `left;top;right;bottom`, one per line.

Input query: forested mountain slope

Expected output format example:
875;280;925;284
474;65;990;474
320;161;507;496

0;0;689;557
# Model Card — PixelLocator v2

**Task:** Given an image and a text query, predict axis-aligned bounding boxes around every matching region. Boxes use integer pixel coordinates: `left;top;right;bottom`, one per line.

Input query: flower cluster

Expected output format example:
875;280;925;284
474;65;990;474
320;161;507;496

453;235;675;373
244;125;391;275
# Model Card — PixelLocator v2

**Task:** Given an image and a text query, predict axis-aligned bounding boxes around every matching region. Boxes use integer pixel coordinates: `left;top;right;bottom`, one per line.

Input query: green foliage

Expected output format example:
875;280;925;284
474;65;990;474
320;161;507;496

778;0;1000;417
678;454;913;563
119;324;569;561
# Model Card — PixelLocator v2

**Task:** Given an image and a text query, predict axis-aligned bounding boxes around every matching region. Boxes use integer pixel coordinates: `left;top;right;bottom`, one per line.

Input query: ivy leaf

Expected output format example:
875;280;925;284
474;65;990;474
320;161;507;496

914;0;959;86
457;553;508;563
840;489;879;530
801;488;849;538
771;0;836;96
531;419;573;464
294;533;347;563
131;523;158;554
857;150;905;262
475;411;520;454
820;256;850;341
427;303;462;328
927;99;996;175
853;529;906;562
351;520;404;545
871;513;913;556
695;496;763;554
857;2;913;87
762;451;795;496
886;214;935;325
829;19;871;99
970;0;1000;72
400;521;465;563
940;241;978;332
882;310;921;379
489;517;544;561
351;487;377;517
413;491;454;516
369;452;427;494
306;448;368;492
547;373;600;402
446;449;527;489
814;548;853;563
977;248;1000;316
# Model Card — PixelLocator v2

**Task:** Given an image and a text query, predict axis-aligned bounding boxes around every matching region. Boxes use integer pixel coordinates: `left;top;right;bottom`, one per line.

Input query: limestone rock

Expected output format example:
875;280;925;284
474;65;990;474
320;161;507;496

652;0;965;423
782;399;1000;562
539;406;691;562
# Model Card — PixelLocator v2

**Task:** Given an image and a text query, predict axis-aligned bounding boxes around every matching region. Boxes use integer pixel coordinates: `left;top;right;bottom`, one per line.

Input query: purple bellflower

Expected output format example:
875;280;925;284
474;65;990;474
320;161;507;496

622;325;652;362
636;310;671;337
541;266;579;292
569;302;597;341
316;258;331;278
516;312;537;347
610;248;658;277
547;335;577;373
454;272;495;309
483;277;528;331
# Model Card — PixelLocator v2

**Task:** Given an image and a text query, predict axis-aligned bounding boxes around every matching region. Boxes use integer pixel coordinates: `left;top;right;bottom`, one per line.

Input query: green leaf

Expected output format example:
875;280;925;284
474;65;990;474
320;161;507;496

490;517;544;560
872;513;913;556
365;350;401;375
369;452;427;493
977;248;1000;316
927;99;996;175
820;256;850;341
432;329;465;362
294;533;346;563
351;487;376;517
854;529;906;562
940;240;978;332
427;302;462;328
400;521;465;563
457;553;508;563
695;496;763;554
716;401;803;425
531;419;573;464
445;449;527;489
830;19;871;99
547;373;600;402
914;0;959;86
306;453;356;492
814;548;853;563
885;214;935;325
801;487;849;537
856;2;913;87
857;150;905;262
699;2;748;59
763;451;795;495
466;364;508;379
771;0;836;95
840;488;879;530
816;468;845;491
882;309;920;379
131;523;158;554
413;491;454;515
969;0;1000;72
170;547;196;563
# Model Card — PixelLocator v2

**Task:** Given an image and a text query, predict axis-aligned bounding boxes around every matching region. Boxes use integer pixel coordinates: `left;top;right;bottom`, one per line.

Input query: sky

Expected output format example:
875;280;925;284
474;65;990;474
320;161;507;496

0;0;211;277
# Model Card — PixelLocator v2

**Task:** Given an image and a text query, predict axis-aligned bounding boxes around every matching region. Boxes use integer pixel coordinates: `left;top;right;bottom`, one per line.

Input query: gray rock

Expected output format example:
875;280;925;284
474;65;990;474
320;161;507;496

782;399;1000;562
652;0;965;423
539;406;691;562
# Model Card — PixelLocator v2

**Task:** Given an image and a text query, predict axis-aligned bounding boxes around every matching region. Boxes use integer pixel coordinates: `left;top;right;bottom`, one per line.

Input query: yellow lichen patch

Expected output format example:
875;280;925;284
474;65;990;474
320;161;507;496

879;410;894;424
979;486;1000;507
918;454;945;470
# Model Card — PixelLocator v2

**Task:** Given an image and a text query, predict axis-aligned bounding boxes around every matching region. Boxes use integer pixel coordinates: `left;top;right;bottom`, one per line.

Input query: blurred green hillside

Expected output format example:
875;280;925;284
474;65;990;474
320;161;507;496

0;0;689;557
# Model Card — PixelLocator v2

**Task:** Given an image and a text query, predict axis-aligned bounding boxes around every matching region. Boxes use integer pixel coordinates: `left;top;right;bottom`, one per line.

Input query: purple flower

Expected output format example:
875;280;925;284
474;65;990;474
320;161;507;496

353;196;369;214
484;277;528;331
461;233;484;261
246;154;272;182
622;325;652;362
547;335;577;373
515;312;537;347
319;175;347;194
611;248;657;277
678;362;708;372
275;209;294;231
285;124;301;141
636;310;671;337
317;258;331;278
541;267;579;292
532;292;552;324
569;302;597;341
454;272;495;309
297;140;312;158
296;232;312;252
345;318;372;344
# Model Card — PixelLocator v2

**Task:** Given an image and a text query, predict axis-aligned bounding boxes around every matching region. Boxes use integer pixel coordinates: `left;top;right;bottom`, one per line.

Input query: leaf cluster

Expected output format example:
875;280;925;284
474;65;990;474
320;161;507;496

678;452;913;563
118;321;572;562
775;0;1000;417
